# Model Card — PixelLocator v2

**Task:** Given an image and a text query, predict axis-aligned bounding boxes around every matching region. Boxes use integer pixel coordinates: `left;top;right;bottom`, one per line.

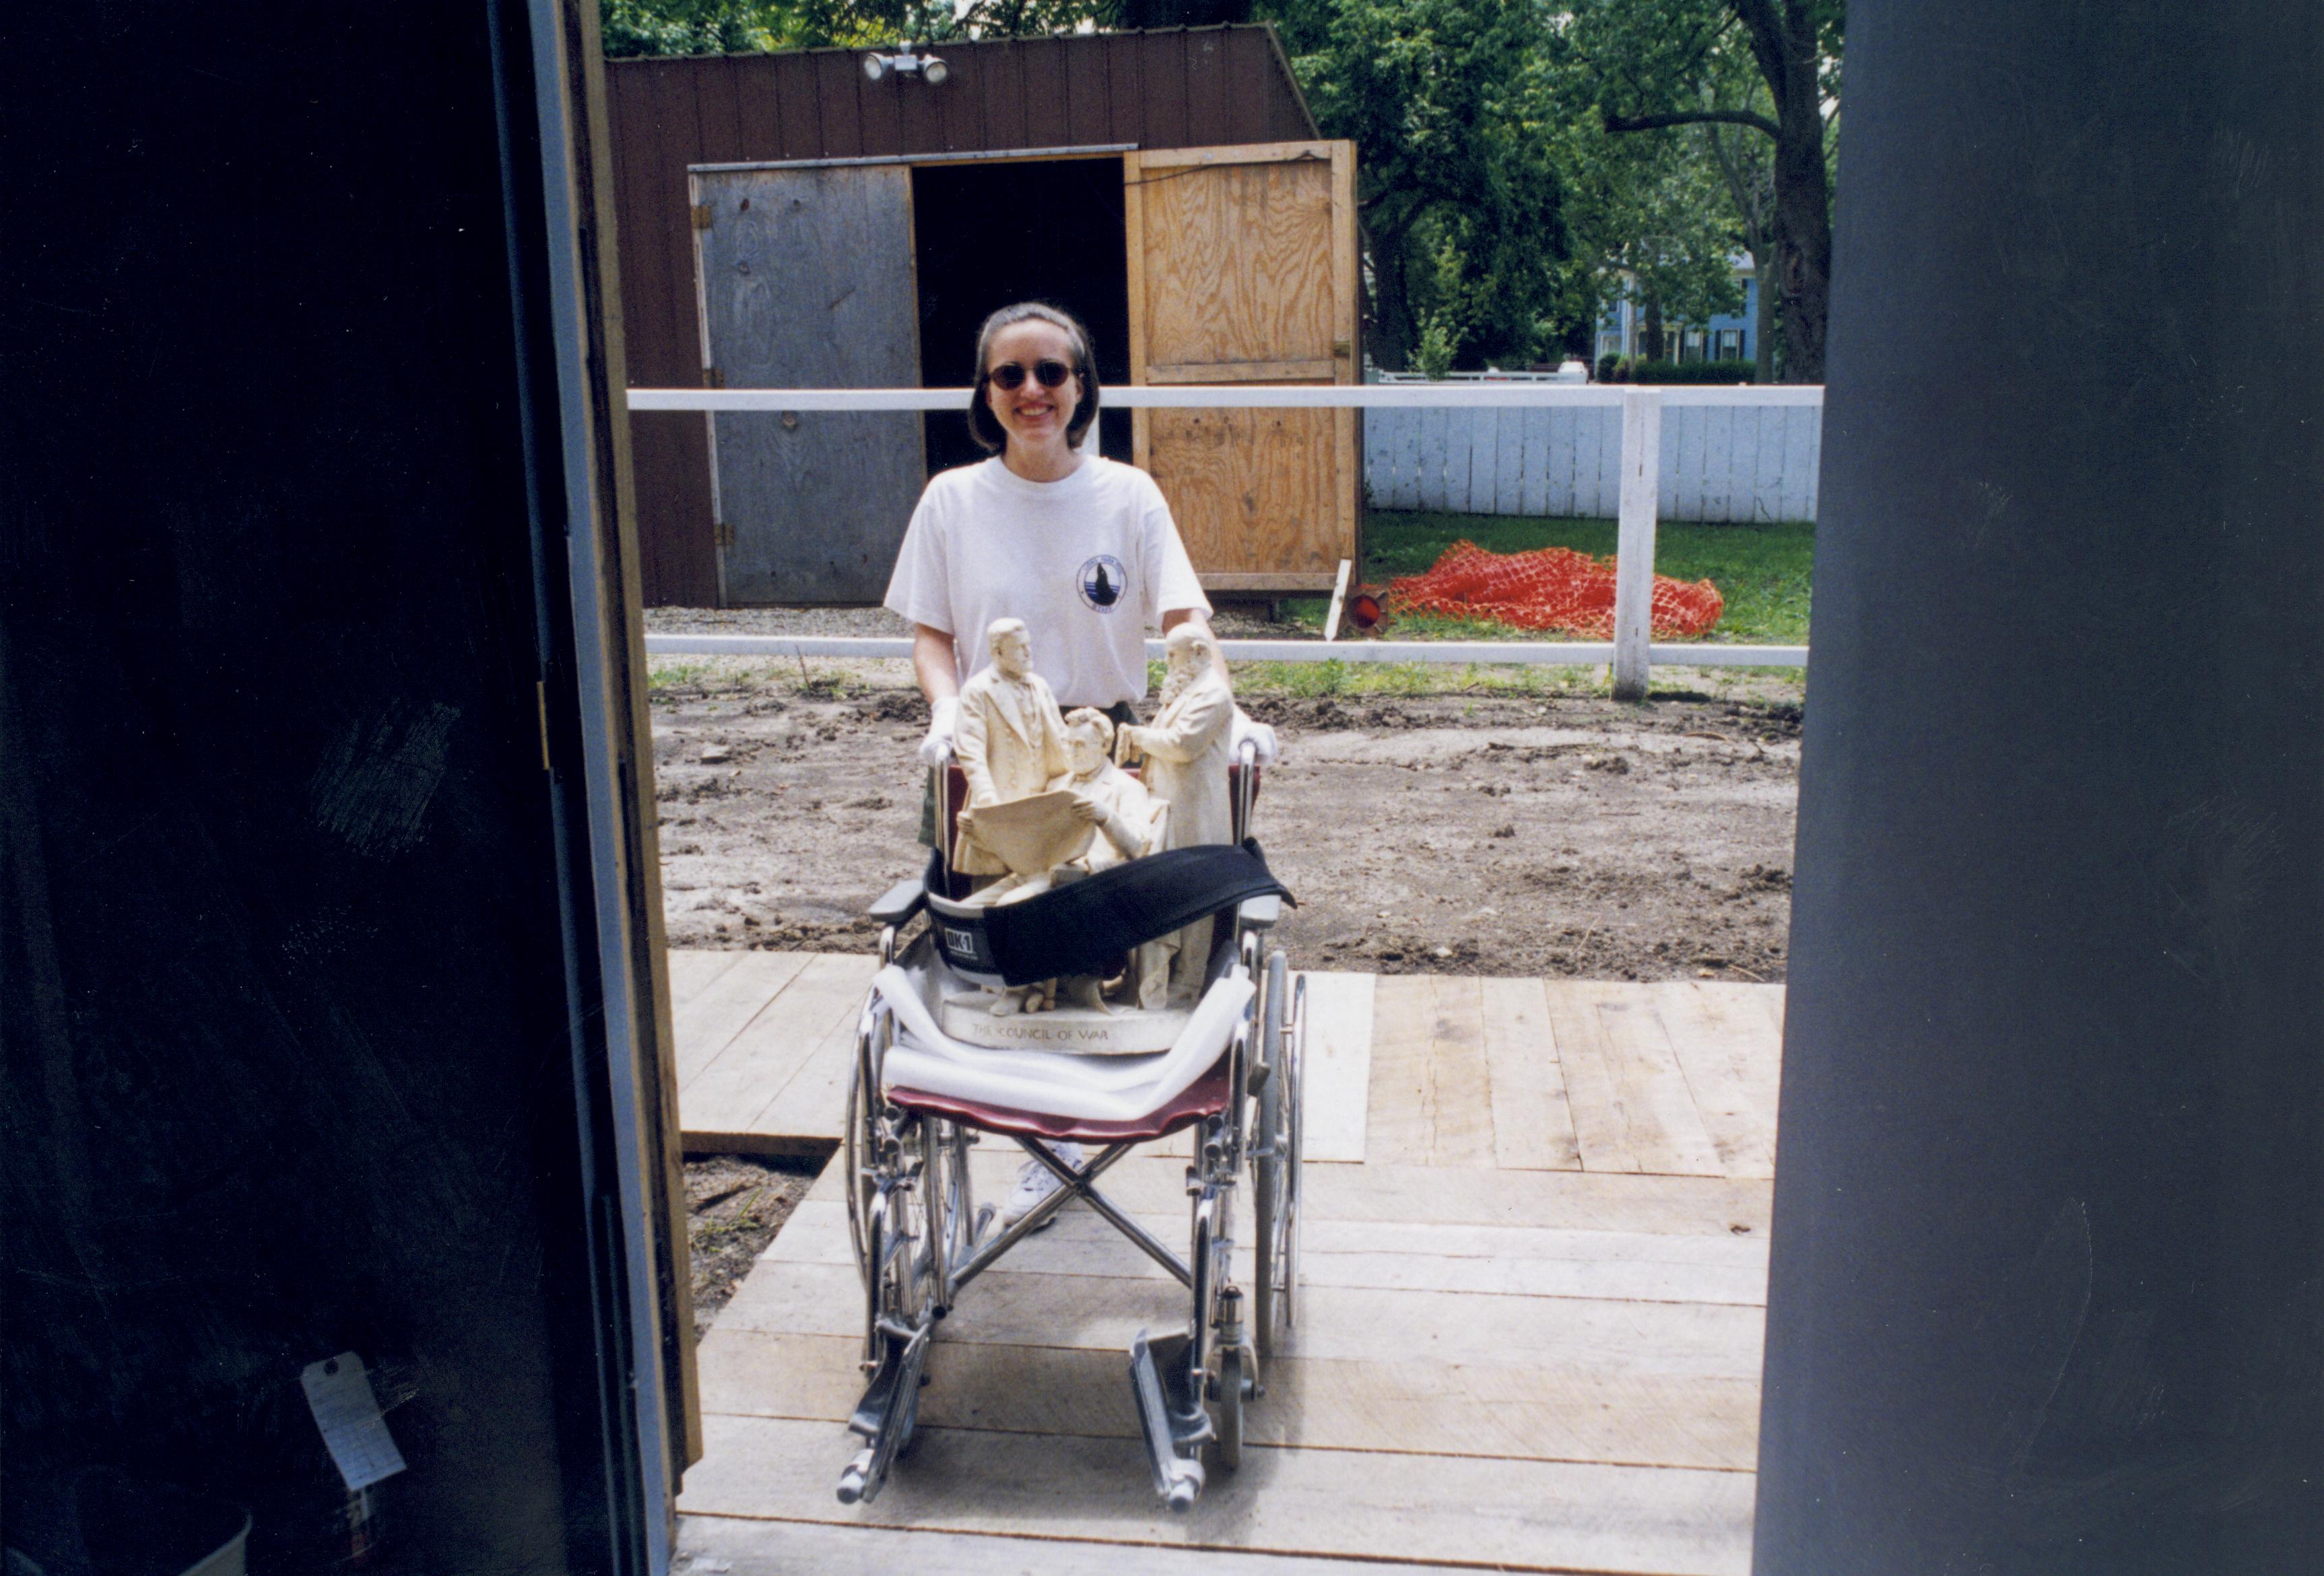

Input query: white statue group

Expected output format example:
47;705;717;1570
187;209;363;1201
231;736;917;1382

944;617;1234;1037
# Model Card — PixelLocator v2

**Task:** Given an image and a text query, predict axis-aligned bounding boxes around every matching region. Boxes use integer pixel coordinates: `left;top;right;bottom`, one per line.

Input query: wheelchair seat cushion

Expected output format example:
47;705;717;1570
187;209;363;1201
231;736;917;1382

873;968;1255;1124
930;839;1292;987
886;1060;1233;1146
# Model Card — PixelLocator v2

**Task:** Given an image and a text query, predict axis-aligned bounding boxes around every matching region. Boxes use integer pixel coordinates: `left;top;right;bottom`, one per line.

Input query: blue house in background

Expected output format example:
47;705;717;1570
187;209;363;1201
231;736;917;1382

1595;259;1760;368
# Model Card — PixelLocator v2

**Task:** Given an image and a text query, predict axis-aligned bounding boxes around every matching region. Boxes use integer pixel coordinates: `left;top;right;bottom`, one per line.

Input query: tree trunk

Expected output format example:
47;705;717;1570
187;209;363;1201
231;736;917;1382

1369;237;1414;372
1753;249;1777;381
1645;295;1666;362
1758;0;1832;382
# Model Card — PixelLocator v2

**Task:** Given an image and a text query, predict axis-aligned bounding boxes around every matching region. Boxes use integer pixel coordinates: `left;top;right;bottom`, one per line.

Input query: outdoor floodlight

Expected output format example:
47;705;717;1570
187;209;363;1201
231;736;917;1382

862;48;949;84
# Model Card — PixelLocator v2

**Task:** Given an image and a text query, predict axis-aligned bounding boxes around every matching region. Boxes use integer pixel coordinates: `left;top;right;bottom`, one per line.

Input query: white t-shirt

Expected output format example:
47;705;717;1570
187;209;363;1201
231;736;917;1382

883;456;1211;710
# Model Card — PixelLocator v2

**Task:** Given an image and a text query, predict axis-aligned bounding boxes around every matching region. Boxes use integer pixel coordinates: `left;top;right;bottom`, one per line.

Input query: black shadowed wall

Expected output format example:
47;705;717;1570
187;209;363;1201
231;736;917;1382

5;3;663;1571
1757;3;2324;1571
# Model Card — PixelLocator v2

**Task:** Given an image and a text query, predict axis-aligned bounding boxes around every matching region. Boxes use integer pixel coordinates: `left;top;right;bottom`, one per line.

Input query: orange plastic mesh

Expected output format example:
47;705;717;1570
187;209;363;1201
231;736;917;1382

1386;541;1723;638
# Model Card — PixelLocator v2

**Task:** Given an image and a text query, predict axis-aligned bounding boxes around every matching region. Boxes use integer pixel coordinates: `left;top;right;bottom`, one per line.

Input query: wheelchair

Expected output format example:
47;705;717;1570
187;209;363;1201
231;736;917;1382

836;739;1303;1511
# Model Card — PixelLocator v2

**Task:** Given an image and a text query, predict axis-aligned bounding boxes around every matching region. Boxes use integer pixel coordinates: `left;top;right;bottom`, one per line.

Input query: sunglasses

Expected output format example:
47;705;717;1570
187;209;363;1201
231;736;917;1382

985;358;1075;390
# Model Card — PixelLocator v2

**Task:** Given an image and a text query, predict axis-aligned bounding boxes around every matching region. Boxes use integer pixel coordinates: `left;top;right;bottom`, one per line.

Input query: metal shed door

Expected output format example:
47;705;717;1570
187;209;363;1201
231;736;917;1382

692;165;925;604
1125;141;1360;594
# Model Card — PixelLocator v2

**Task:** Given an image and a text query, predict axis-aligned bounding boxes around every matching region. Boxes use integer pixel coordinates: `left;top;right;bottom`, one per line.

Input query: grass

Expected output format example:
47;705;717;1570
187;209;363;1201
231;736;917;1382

1277;510;1814;644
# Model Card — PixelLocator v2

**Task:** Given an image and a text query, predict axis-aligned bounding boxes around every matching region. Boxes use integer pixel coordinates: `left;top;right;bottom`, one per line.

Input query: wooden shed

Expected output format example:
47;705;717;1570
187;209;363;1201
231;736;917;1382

608;28;1362;606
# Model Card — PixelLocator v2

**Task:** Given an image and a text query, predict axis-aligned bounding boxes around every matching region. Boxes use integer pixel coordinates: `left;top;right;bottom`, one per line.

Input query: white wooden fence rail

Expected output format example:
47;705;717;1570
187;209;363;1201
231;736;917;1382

627;383;1824;696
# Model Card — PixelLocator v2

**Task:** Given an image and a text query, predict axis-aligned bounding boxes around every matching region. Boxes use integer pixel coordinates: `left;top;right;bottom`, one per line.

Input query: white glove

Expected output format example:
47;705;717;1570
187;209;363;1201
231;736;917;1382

1230;707;1279;767
919;695;959;767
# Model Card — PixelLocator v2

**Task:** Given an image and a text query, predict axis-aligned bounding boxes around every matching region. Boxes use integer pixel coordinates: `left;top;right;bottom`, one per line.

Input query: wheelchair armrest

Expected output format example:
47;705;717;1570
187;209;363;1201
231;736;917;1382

1234;893;1282;930
869;877;926;928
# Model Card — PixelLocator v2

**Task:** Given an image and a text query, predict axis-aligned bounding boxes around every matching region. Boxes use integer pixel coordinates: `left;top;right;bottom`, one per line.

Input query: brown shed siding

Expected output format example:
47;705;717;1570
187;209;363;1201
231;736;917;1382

609;26;1321;606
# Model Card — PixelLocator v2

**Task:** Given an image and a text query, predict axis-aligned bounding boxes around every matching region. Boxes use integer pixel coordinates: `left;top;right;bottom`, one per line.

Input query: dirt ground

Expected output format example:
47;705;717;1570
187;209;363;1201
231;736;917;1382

651;666;1801;984
660;656;1803;1320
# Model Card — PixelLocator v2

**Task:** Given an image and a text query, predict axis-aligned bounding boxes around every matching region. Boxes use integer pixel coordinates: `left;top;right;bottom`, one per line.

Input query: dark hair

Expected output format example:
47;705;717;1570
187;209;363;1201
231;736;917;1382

967;301;1101;454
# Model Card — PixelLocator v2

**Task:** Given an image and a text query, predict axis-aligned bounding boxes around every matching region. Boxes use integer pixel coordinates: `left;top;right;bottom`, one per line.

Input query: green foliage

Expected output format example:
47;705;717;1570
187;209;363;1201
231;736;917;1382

1413;313;1458;380
1618;356;1756;383
601;0;1103;56
1263;0;1571;372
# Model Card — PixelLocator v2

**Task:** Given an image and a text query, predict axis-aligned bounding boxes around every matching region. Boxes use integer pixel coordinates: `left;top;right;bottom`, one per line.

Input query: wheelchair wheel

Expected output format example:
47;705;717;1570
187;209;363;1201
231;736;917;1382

1253;949;1292;1355
1214;1344;1245;1469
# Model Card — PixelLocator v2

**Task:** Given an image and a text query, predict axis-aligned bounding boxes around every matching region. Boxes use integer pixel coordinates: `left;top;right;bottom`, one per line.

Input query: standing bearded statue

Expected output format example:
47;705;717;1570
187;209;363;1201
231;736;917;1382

1116;621;1236;1002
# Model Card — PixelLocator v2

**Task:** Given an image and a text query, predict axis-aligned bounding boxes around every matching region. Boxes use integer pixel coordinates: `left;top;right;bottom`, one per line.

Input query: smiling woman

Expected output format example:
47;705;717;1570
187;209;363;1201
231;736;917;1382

882;300;1214;740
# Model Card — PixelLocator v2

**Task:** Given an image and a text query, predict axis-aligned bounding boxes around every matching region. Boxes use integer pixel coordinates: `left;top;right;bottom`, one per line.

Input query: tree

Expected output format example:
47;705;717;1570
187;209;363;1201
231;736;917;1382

1566;0;1841;382
1264;0;1571;371
601;0;1238;55
1551;85;1746;370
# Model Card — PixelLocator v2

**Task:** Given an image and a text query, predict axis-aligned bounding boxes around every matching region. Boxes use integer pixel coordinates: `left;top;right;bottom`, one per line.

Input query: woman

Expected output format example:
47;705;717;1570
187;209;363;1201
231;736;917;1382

882;301;1213;1225
884;301;1212;761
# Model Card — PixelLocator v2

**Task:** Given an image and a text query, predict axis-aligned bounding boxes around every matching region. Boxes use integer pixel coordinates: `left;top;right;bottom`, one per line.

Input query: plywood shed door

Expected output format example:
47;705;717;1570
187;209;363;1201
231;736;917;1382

692;166;925;604
1125;141;1360;594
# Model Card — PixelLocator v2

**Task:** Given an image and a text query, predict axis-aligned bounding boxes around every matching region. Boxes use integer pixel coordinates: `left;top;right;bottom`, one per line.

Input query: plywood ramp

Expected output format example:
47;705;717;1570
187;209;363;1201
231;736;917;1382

673;955;1783;1574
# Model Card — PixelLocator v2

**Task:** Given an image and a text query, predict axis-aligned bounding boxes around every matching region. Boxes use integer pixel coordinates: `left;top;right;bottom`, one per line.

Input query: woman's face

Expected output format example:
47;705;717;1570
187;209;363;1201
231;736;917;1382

983;319;1082;452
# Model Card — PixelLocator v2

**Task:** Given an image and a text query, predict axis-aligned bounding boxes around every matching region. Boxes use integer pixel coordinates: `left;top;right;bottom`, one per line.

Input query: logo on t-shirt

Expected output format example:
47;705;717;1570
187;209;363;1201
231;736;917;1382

1077;553;1129;613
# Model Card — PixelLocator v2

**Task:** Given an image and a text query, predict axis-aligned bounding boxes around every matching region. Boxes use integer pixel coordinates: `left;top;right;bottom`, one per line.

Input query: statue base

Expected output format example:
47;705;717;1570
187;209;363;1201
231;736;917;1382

940;995;1191;1054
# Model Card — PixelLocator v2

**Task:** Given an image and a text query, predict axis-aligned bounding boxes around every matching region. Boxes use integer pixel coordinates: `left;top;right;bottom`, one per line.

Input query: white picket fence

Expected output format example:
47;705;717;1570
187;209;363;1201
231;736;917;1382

1363;401;1822;522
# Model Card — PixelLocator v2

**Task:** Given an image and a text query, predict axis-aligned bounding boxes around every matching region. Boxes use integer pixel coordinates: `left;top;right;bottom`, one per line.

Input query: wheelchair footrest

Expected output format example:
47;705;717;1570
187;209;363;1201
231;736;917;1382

837;1319;931;1506
1128;1328;1211;1512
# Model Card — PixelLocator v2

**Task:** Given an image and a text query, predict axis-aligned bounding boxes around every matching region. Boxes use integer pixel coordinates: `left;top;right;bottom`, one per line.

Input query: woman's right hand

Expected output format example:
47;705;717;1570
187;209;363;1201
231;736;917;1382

919;695;960;767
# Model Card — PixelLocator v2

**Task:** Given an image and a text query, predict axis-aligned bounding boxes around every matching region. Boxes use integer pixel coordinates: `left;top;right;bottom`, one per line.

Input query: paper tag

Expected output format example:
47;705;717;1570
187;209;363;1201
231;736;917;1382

300;1352;407;1491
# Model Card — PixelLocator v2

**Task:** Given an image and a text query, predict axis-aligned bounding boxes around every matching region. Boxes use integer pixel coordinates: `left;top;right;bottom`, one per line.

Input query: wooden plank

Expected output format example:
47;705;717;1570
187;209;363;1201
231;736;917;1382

733;55;780;158
1148;357;1338;383
682;1513;1500;1576
808;1138;1773;1236
1478;408;1504;513
1139;29;1191;150
1548;982;1723;1177
1481;975;1583;1171
1296;969;1373;1163
1756;982;1785;1035
1494;407;1525;516
1701;405;1733;522
768;1198;1767;1307
695;53;746;167
894;53;943;156
1106;32;1148;148
679;1412;1755;1576
673;951;812;1086
1224;25;1273;145
679;953;873;1145
745;955;883;1140
1589;985;1727;1176
1543;404;1580;516
665;946;744;1010
1780;405;1816;521
1645;983;1779;1180
696;1327;1762;1472
1063;34;1112;147
1186;27;1231;149
812;50;864;157
1415;403;1446;511
1752;405;1785;522
774;53;820;160
979;39;1030;153
1366;975;1496;1168
1546;980;1643;1173
1392;405;1421;510
1442;405;1472;512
